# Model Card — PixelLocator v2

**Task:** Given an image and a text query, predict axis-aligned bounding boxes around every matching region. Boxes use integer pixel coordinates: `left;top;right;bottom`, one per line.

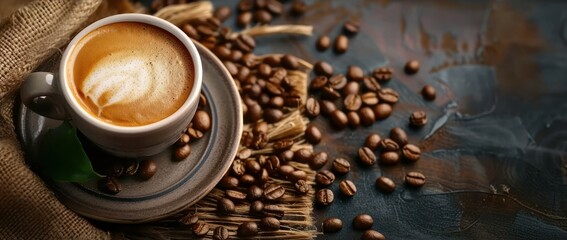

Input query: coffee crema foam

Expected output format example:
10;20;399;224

67;22;194;127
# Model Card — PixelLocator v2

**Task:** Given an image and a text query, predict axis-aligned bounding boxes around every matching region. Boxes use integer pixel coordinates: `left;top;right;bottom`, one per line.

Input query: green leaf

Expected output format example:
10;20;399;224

38;121;103;182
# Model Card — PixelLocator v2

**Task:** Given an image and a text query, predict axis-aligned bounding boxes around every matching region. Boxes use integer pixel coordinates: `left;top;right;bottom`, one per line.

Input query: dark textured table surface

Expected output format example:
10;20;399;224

216;0;567;238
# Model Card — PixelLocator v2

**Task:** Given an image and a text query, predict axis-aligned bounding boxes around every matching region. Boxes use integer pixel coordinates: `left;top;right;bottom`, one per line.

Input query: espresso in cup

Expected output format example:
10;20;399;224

66;22;194;127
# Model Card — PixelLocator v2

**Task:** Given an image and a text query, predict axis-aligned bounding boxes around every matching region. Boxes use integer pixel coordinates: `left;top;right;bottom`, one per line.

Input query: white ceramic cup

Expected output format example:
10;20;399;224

20;14;203;158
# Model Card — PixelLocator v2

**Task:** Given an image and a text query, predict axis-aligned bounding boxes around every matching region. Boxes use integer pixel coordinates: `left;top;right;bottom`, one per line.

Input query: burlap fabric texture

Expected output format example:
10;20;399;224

0;0;109;239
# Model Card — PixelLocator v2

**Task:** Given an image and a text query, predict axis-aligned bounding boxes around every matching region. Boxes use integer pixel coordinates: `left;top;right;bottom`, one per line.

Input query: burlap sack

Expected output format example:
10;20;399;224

0;0;109;239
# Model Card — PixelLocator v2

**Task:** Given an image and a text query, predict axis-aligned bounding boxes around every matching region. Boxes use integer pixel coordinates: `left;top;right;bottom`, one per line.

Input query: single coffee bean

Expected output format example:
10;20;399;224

196;25;216;37
100;177;121;194
334;35;349;54
177;133;190;146
316;35;331;51
363;76;381;92
192;221;209;237
278;164;295;178
255;9;272;24
361;92;379;106
279;150;294;163
305;97;321;118
257;168;270;184
329;74;348;90
178;213;199;226
343;81;360;95
263;204;284;219
212;226;229;240
294;179;310;195
294;148;313;163
316;188;334;206
390;127;408;146
380;138;399;151
223;61;238;77
347;111;361;128
238;0;254;12
373;103;392;120
269;96;285;108
263;155;280;174
237;222;258;237
322;86;341;100
217;198;235;215
331;110;349;129
123;160;139;176
281;54;299;70
266;0;284;16
315;170;336;186
402;144;421;162
339;180;357;197
226;189;247;201
404;60;420;74
375;176;396;193
379;151;400;165
230;49;244;63
344;94;362;111
264;108;283;123
358;147;377;166
236;33;256;53
309;152;329;170
213;45;231;60
260;217;281;231
250;200;264;216
240;174;256;186
421;85;436;101
377;88;399;104
346;65;364;82
247;185;264;201
406;171;426;187
232;159;246;176
264;184;285;200
245;159;262;175
321;100;337;116
353;214;373;230
359;107;376;126
192;110;211;132
322;218;343;233
262;55;280;67
310;75;328;90
182;24;200;40
284;95;302;108
137;159;157;180
253;131;269;149
255;0;267;9
364;133;381;151
218;175;239;189
362;229;386;240
213;6;231;22
332;158;351;174
343;19;360;36
410;111;428;127
273;138;294;152
245;103;263;122
290;0;307;16
288;170;307;182
314;61;333;77
305;125;322;145
372;67;393;82
175;144;191;161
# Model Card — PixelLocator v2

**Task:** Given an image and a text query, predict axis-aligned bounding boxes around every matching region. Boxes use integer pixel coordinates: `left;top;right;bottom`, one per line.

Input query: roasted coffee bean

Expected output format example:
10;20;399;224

289;170;307;182
406;171;426;187
359;107;376;126
329;74;348;90
266;0;283;15
238;0;254;12
374;103;392;120
402;144;421;162
245;185;263;201
362;230;386;240
316;35;331;51
380;138;399;151
347;65;364;81
264;184;285;200
390;127;408;146
372;67;393;82
347;111;361;128
278;164;295;177
192;110;211;132
177;133;190;146
258;64;273;78
100;177;121;194
315;170;335;186
230;50;244;63
243;84;262;98
213;6;231;22
247;201;263;216
213;45;231;60
241;131;254;147
334;35;349;54
269;96;284;108
332;158;351;174
235;34;256;52
361;92;379;106
309;152;329;170
258;168;269;184
245;102;263;122
290;0;307;16
260;217;281;231
255;9;272;24
321;100;337;116
314;61;333;77
273;138;294;152
316;188;334;206
375;176;396;193
377;88;399;104
179;213;199;226
322;86;341;100
196;25;216;37
137;159;157;180
240;174;256;186
272;68;288;81
175;144;191;161
217;198;235;215
322;218;343;233
305;97;320;118
263;204;284;219
294;148;313;163
264;108;283;123
223;61;238;77
379;151;400;165
236;66;251;81
241;52;257;68
421;85;436;101
310;75;328;90
252;121;268;134
344;94;362;111
226;189;247;201
339;180;357;197
281;54;299;70
212;226;229;240
219;175;239;189
294;179;310;195
263;155;280;174
182;24;199;40
237;222;258;237
192;221;209;237
363;76;381;92
305;125;322;144
284;95;302;107
353;214;373;230
410;111;427;127
358;147;376;166
343;19;360;35
343;81;360;95
232;159;246;176
279;150;294;163
404;60;420;74
331;110;349;129
255;0;267;8
364;133;381;151
123;160;139;176
262;55;280;67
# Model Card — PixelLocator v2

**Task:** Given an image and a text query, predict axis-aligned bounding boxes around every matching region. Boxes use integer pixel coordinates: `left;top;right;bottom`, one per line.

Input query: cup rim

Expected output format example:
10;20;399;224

60;13;203;134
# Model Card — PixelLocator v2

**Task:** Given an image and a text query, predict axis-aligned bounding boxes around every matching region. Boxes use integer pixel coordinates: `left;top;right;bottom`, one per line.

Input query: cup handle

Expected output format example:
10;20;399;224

20;72;71;120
